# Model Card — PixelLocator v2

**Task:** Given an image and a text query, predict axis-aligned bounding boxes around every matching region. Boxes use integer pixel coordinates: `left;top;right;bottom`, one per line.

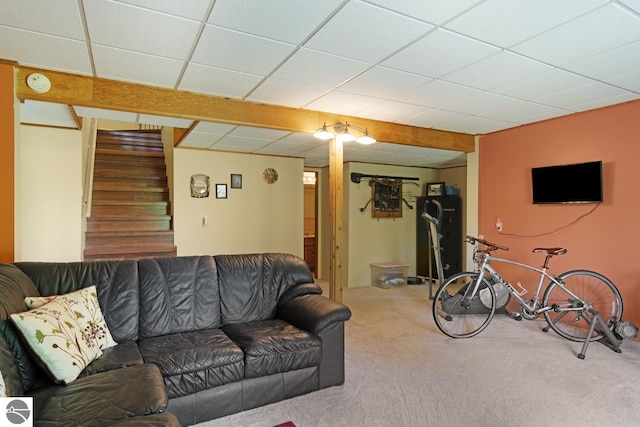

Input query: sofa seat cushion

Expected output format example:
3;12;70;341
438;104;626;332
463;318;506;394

107;412;181;427
33;363;167;427
139;329;244;399
222;319;322;378
81;341;143;377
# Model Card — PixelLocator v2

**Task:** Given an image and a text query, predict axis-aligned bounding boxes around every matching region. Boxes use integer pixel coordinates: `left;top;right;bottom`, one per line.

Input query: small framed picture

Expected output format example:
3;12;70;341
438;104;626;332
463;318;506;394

231;174;242;189
215;184;227;199
426;181;445;197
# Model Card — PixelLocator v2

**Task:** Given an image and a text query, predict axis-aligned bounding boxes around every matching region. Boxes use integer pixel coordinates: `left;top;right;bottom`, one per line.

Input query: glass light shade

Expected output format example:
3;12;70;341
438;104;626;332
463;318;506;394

337;130;356;142
356;131;376;145
313;124;333;140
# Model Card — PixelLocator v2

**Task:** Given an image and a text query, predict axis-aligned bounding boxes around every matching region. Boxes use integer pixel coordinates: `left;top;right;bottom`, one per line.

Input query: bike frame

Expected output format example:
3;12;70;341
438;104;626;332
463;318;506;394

466;251;586;315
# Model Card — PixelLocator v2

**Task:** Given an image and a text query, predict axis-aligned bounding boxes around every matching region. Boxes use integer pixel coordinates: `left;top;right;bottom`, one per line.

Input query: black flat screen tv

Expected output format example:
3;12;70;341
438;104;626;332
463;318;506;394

531;161;603;204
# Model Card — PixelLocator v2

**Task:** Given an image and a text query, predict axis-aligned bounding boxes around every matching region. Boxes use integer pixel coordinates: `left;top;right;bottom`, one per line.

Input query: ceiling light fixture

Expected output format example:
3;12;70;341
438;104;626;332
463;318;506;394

312;122;376;145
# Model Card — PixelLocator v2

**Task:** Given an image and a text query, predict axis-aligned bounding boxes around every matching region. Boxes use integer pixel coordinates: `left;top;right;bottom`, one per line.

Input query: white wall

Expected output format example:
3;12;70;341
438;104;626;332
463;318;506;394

345;162;439;288
173;148;304;257
465;137;480;270
18;125;83;261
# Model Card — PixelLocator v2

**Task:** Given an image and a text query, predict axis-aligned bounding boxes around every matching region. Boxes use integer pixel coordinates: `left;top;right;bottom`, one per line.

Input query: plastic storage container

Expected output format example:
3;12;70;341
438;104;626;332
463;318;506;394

370;262;409;289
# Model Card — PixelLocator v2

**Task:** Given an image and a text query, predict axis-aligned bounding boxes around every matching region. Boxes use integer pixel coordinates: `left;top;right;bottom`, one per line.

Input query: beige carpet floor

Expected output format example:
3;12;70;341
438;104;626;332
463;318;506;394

195;282;640;427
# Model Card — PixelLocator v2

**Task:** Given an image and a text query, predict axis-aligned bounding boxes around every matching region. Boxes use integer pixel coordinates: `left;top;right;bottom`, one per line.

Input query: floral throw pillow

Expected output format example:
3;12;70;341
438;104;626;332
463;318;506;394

25;286;117;350
10;297;103;384
0;369;6;397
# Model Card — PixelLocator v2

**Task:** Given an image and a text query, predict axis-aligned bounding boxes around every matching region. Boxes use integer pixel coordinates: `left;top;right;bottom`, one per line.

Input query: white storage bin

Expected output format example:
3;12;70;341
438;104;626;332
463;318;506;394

370;262;409;289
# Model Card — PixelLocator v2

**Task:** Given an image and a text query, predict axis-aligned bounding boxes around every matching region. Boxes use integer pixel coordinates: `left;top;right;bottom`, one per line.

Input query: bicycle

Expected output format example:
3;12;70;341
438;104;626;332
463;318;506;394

432;236;623;353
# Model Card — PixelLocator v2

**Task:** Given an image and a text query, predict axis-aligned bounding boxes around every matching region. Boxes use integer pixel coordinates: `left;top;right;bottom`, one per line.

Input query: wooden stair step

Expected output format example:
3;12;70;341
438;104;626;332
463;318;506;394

91;201;170;216
92;190;168;203
84;245;176;256
85;231;175;248
92;177;167;189
83;246;177;262
87;216;171;232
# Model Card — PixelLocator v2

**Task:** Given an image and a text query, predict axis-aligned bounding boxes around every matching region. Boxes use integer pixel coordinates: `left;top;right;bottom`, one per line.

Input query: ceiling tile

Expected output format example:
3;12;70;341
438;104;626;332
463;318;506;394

439;116;517;134
209;0;344;44
305;0;433;64
193;121;236;134
20;101;77;128
382;29;500;78
192;25;295;75
211;135;272;152
563;40;640;80
0;0;85;40
442;51;552;91
74;106;138;122
620;0;640;12
180;131;225;148
440;92;520;115
138;114;193;128
84;0;200;60
356;101;427;122
115;0;212;20
393;80;481;108
271;48;370;89
92;44;184;87
445;0;607;47
0;26;92;74
246;78;328;107
256;141;311;156
399;108;469;128
491;69;592;100
339;66;430;98
179;63;263;98
228;126;291;140
481;101;567;123
535;82;634;110
512;3;640;66
607;69;640;92
305;91;383;116
364;0;484;25
571;92;639;112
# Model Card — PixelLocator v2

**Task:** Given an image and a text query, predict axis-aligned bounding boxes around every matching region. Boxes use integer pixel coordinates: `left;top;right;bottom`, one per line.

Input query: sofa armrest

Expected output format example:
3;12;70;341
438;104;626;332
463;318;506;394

277;282;322;307
276;294;351;334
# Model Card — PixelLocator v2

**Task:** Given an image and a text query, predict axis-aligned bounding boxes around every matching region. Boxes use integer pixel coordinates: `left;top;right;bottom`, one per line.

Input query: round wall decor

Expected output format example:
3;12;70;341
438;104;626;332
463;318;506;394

263;168;278;184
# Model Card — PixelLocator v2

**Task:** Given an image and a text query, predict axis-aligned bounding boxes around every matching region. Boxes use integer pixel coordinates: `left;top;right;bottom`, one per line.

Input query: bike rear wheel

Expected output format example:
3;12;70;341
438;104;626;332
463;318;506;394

542;270;623;342
432;272;496;338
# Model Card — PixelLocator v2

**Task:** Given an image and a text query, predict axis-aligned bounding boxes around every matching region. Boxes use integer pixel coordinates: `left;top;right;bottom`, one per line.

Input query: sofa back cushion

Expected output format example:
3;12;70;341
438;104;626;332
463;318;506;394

138;256;220;339
15;261;140;343
215;253;314;326
0;263;42;393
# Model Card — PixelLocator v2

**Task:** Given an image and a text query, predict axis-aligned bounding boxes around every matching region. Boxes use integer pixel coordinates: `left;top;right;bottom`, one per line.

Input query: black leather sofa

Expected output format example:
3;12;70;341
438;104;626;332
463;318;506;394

0;253;351;426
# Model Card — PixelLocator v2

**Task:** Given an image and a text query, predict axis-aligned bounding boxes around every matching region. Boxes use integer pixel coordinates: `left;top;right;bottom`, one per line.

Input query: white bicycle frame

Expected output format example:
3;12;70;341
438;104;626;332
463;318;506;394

466;251;587;316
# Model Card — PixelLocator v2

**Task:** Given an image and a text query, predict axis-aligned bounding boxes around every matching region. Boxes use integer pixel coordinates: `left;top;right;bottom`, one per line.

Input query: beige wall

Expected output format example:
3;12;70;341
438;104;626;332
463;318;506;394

173;148;304;257
345;162;439;287
18;125;83;261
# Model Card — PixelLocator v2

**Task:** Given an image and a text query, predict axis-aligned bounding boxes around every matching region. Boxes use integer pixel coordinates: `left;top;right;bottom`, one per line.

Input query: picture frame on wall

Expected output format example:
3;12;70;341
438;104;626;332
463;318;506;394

216;184;227;199
426;181;445;197
231;174;242;189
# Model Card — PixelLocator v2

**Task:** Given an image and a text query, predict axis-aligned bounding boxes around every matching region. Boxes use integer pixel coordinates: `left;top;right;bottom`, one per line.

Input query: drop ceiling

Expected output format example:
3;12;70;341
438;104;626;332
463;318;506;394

4;0;640;168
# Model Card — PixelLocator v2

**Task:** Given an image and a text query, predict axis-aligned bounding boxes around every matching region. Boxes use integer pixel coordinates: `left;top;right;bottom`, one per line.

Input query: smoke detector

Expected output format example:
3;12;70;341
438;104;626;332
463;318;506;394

26;73;52;93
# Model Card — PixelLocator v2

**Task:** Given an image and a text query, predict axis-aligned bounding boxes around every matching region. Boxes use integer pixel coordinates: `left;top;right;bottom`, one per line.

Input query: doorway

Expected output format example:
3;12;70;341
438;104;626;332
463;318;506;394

303;171;318;276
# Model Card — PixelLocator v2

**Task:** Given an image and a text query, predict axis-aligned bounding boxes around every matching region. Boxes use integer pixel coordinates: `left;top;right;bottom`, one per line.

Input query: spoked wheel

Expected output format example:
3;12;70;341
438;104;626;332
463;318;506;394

432;272;496;338
542;270;623;342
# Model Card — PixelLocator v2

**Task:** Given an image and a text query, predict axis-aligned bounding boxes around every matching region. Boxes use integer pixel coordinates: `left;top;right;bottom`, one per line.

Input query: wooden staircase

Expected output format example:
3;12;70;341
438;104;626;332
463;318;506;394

84;129;177;261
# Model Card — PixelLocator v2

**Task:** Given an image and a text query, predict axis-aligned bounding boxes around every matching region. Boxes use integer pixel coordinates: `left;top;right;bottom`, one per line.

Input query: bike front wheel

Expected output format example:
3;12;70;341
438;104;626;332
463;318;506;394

432;272;496;338
542;270;623;342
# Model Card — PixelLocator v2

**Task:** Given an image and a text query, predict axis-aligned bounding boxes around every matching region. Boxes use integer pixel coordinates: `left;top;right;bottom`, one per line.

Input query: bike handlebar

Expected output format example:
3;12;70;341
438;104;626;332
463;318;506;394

465;235;509;252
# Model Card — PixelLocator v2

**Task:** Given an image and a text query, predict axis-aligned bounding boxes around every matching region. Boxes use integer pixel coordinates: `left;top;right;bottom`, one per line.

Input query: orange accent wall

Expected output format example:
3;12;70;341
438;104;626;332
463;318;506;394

0;63;14;262
479;99;640;331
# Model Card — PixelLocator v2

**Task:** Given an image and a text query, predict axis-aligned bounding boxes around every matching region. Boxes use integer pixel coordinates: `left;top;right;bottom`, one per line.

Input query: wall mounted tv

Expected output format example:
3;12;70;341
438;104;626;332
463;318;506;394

531;161;603;204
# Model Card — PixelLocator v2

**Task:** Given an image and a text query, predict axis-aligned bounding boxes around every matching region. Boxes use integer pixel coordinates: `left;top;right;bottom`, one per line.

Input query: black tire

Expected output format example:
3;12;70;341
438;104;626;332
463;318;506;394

432;272;496;338
542;270;623;342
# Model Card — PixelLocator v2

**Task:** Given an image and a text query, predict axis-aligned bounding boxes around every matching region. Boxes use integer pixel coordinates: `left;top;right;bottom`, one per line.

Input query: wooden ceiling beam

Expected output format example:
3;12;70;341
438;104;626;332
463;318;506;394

15;65;475;153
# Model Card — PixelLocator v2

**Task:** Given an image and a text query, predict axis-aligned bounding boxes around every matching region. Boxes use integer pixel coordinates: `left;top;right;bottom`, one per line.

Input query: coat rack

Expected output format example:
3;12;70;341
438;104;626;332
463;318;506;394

351;173;420;218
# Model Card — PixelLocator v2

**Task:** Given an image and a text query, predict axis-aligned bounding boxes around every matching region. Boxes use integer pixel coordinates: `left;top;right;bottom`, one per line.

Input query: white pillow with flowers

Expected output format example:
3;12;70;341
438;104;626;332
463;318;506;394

10;296;103;384
25;286;117;350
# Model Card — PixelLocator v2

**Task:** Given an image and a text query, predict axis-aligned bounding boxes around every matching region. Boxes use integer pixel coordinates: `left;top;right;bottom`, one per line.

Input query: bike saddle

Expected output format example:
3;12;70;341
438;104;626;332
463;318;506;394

533;247;567;256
